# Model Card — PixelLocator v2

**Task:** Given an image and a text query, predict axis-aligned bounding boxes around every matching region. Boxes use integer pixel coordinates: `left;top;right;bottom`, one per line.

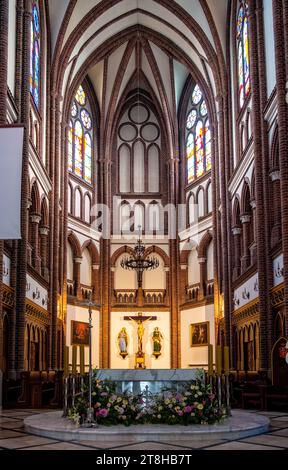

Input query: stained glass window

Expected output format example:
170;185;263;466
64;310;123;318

185;83;211;183
68;84;94;184
30;3;40;108
237;1;250;108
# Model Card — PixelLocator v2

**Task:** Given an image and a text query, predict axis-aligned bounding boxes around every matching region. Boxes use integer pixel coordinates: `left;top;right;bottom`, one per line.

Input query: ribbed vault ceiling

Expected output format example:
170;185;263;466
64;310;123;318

48;0;229;121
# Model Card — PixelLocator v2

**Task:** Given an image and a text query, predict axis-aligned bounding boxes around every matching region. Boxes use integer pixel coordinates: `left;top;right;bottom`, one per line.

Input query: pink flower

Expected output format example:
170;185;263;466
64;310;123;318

178;410;183;416
98;408;109;418
94;402;101;408
184;405;192;413
100;392;108;396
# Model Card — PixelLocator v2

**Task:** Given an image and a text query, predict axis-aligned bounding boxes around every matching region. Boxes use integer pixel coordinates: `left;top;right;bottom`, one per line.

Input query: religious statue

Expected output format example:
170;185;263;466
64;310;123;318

137;320;145;353
117;327;128;358
152;327;163;358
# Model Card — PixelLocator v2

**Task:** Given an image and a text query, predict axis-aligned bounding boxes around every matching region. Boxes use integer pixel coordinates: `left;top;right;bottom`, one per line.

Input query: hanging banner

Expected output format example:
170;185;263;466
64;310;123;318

0;125;24;239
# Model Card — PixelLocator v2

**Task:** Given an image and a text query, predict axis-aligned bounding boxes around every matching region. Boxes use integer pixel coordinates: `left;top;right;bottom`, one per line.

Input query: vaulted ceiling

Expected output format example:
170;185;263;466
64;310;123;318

48;0;229;122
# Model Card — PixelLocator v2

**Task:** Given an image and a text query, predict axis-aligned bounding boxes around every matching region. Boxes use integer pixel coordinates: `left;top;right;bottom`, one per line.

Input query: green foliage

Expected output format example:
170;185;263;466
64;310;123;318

67;375;226;427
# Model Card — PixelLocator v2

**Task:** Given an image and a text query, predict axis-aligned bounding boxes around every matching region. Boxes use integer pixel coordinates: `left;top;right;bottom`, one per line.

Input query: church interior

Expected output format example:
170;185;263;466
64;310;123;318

0;0;288;453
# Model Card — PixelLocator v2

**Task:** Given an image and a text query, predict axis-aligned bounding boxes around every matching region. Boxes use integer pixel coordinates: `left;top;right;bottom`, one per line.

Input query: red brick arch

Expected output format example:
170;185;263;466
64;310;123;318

67;231;82;258
144;245;169;267
110;245;135;267
81;239;100;264
198;230;213;258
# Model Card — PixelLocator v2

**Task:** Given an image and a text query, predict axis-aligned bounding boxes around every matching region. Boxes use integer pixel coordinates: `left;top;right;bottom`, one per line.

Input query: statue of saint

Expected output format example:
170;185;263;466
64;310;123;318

117;327;128;358
152;327;163;358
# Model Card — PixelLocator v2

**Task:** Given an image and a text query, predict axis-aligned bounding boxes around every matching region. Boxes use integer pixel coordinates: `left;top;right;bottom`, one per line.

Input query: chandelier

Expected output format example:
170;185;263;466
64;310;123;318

120;226;159;287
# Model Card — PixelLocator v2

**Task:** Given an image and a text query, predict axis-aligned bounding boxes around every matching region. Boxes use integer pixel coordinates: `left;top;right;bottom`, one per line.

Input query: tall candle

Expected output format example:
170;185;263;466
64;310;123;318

224;346;230;374
216;345;222;374
64;345;69;377
72;345;77;375
80;345;85;375
208;344;213;376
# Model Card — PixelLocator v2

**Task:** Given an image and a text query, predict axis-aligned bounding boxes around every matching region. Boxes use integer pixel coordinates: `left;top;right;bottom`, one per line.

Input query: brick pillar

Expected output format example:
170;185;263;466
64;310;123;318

30;213;41;271
198;257;206;300
240;214;251;272
16;0;31;374
92;264;99;302
0;0;9;376
248;0;270;370
232;227;241;280
269;170;282;247
250;199;257;265
273;0;288;338
39;226;49;279
74;257;82;299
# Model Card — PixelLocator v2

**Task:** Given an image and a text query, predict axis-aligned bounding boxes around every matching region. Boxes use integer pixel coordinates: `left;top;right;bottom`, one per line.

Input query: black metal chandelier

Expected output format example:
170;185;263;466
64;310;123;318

120;226;159;287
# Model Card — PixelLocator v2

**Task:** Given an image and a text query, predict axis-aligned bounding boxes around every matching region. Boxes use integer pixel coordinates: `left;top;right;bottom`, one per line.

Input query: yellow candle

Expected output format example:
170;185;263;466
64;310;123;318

208;344;213;376
80;345;85;375
64;345;69;377
224;346;230;374
216;345;222;374
72;345;77;375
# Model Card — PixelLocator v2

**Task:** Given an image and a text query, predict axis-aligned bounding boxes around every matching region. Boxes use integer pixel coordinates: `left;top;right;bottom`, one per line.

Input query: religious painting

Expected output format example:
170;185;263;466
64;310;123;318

190;321;209;347
71;320;89;346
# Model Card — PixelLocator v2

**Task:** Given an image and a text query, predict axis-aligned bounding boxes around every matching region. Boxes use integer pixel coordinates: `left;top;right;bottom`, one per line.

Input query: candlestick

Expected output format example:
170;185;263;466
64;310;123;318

224;346;230;374
216;345;222;375
64;345;69;377
80;345;85;375
208;344;213;376
72;345;77;375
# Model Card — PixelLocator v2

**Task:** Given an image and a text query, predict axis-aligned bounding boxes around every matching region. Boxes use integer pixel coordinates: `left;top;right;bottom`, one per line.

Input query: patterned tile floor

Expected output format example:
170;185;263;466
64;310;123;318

0;408;288;450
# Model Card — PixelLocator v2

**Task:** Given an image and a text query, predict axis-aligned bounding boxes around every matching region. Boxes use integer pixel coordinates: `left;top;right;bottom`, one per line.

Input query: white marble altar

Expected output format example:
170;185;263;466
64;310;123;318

94;368;204;393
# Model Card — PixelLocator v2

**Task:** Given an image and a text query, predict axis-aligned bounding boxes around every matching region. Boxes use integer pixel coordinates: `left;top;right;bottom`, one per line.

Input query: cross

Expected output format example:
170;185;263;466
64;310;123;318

124;312;157;354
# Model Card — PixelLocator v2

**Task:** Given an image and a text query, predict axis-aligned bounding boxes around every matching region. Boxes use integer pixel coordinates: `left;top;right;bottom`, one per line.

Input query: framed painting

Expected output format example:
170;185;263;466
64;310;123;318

71;320;89;346
190;321;209;347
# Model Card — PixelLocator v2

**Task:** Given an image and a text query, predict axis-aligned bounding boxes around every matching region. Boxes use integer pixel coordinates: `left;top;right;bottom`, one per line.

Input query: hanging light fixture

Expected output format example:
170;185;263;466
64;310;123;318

121;225;159;288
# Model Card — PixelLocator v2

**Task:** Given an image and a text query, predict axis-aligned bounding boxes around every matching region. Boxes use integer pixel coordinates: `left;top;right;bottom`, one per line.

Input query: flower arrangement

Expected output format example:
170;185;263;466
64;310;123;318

67;373;226;427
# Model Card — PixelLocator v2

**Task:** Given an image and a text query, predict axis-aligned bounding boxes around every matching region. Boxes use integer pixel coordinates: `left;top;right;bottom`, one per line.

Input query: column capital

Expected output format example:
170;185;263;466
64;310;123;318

250;199;256;210
74;257;82;264
240;213;251;224
232;226;241;235
269;169;280;181
31;213;41;224
198;257;206;264
39;226;49;236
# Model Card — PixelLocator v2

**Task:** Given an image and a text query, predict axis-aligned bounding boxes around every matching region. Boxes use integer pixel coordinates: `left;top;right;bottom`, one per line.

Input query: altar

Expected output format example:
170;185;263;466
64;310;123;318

95;368;205;394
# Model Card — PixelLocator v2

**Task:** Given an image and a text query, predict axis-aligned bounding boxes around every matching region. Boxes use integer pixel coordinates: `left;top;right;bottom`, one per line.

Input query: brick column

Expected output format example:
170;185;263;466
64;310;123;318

39;226;49;279
232;227;241;280
269;170;281;247
250;199;257;265
198;257;206;300
74;257;82;299
240;214;251;272
248;0;270;370
92;264;99;302
16;0;31;374
30;213;41;271
273;0;288;338
0;0;9;375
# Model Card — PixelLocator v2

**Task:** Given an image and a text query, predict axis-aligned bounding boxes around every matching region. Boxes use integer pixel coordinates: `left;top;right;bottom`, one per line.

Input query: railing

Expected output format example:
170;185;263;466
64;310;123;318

206;279;214;296
81;284;93;300
113;289;137;304
143;289;166;304
186;283;200;301
67;279;75;296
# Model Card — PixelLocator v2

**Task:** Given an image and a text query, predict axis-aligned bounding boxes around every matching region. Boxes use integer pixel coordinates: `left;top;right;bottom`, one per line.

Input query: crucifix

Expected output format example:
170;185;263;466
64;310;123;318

124;312;157;368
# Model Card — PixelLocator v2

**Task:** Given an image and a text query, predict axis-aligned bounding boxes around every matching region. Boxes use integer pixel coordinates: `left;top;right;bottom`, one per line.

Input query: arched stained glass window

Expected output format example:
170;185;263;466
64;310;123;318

68;84;93;184
237;1;250;108
185;83;211;183
30;3;40;108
